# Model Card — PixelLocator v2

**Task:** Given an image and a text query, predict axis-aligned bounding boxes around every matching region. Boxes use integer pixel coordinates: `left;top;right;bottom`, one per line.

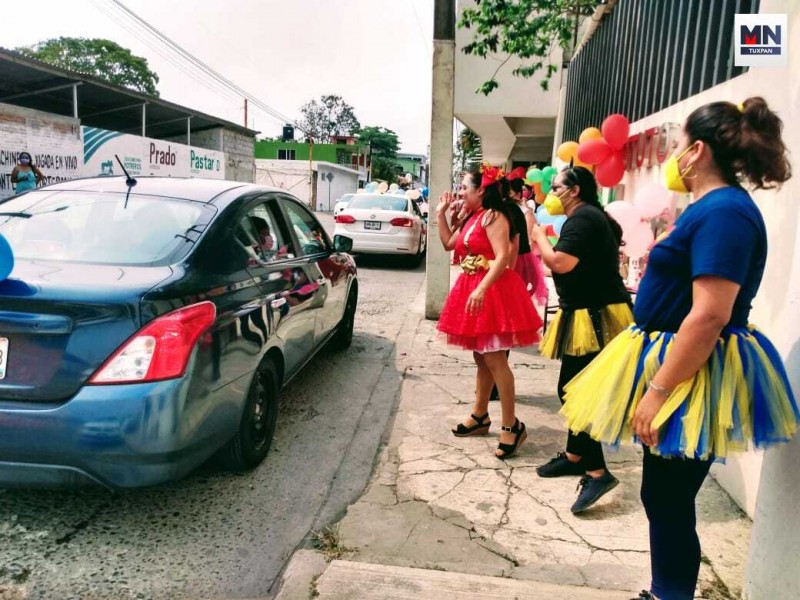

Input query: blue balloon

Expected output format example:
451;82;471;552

553;216;567;235
422;187;429;198
0;234;14;281
536;205;556;225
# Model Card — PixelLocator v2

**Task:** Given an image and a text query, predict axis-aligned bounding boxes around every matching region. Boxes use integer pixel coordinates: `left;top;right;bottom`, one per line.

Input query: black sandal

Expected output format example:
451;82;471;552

495;419;527;459
452;412;491;437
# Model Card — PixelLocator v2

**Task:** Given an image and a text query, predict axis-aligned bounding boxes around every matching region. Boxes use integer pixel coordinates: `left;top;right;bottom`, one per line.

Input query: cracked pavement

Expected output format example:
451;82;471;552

333;269;753;599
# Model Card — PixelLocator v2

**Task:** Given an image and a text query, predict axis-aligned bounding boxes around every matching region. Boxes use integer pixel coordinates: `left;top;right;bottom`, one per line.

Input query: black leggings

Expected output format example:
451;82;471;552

558;353;606;471
641;447;713;600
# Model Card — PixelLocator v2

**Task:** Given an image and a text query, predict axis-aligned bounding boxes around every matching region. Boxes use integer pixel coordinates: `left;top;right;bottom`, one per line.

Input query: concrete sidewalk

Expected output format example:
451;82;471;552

276;278;752;600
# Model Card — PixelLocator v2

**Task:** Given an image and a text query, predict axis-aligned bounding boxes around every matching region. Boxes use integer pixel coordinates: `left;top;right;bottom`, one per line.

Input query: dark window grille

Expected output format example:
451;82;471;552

563;0;759;141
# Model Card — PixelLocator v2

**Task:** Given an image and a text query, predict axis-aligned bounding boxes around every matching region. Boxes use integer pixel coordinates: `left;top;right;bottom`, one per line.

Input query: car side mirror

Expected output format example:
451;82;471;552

334;235;353;253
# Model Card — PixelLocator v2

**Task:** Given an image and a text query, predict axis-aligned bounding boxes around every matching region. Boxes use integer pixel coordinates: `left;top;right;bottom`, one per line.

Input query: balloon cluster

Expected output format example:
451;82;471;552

576;114;631;188
605;183;671;258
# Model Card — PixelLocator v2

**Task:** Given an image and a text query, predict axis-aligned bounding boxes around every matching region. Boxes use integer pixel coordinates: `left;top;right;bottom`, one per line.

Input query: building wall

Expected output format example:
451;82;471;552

254;140;368;164
613;15;798;521
314;164;360;212
0;102;82;200
222;129;255;183
254;160;360;210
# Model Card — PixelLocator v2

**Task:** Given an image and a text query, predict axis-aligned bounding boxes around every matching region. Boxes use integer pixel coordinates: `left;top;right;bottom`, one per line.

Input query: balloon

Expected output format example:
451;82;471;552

601;114;631;150
595;152;626;187
606;201;642;236
542;166;558;179
541;177;552;194
553;216;567;235
378;181;389;193
634;182;671;219
365;182;378;193
357;188;366;194
536;204;556;225
526;168;544;183
624;221;655;259
0;234;14;281
579;127;603;144
577;139;612;165
388;183;399;192
557;141;579;163
421;187;429;198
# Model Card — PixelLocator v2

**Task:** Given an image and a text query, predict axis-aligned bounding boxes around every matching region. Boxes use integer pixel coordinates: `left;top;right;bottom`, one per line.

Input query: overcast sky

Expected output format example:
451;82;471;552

4;0;435;154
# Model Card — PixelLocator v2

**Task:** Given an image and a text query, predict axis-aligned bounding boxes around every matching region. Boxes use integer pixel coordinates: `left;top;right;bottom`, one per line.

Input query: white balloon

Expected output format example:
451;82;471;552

634;182;671;219
378;181;389;194
606;200;642;235
624;221;654;258
389;183;399;192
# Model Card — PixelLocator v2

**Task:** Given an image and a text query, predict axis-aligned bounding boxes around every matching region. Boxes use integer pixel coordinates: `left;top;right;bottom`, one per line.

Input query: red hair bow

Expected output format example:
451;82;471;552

507;166;527;181
479;164;505;189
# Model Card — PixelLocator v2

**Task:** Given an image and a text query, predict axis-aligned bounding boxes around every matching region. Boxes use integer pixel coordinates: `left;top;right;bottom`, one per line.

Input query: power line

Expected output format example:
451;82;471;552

98;0;303;131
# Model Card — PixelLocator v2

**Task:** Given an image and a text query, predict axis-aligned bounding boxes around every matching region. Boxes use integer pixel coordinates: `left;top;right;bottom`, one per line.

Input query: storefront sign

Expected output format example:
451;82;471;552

623;123;681;172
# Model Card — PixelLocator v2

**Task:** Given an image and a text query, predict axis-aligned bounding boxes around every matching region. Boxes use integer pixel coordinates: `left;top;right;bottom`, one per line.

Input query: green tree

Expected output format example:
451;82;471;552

454;127;482;173
15;37;160;96
298;95;361;143
357;126;402;182
459;0;597;95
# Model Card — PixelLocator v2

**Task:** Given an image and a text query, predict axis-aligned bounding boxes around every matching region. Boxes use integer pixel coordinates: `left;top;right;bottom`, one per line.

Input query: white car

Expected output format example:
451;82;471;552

334;193;427;262
333;193;354;216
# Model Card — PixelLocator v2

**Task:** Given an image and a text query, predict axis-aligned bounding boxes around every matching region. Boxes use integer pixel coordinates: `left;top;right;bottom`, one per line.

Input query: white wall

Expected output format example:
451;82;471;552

254;160;360;210
315;164;360;212
616;3;799;521
0;102;82;201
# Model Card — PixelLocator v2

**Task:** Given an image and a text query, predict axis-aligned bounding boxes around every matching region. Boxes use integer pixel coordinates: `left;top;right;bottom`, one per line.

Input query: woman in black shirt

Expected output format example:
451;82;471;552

529;166;633;514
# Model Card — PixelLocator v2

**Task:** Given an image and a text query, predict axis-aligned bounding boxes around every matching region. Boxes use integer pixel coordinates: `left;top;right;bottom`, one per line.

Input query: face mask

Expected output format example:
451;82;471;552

543;188;570;216
19;158;30;165
663;145;695;193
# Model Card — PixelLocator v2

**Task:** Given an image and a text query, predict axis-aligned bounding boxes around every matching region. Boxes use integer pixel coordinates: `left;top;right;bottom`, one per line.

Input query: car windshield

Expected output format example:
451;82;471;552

339;194;354;204
348;195;408;211
0;190;210;266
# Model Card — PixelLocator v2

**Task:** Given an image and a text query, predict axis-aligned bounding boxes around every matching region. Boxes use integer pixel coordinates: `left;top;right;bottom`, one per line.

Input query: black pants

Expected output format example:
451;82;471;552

558;353;606;471
641;447;713;600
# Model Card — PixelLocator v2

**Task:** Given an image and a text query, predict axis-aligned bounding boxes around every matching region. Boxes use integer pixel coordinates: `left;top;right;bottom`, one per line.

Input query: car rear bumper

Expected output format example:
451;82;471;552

0;375;242;489
334;226;419;255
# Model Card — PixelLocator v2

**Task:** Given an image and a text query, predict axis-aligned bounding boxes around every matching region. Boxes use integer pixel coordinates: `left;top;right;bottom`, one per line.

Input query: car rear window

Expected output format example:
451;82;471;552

0;190;210;266
348;195;408;211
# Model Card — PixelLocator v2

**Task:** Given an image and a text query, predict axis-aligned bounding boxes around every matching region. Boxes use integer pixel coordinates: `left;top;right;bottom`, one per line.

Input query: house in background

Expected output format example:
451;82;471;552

397;152;429;187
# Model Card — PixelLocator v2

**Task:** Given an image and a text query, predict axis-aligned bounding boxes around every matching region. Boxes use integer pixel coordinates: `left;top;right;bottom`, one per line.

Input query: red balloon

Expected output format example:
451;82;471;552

577;139;612;165
602;114;631;150
595;152;625;187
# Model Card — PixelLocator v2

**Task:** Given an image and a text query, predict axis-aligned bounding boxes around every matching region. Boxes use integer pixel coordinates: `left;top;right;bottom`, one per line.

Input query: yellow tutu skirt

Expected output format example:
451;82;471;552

539;303;634;359
560;325;800;460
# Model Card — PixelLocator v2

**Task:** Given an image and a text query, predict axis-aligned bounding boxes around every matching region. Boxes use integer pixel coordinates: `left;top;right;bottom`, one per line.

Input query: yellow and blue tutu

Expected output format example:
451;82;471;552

539;303;633;359
560;324;800;461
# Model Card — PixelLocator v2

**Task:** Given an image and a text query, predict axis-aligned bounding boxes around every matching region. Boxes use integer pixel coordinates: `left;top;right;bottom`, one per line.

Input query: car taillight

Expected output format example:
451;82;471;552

336;214;356;224
89;302;217;384
390;217;414;228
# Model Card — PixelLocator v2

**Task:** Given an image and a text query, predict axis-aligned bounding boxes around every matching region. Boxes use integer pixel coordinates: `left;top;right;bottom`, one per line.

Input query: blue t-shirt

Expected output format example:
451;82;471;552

634;186;767;333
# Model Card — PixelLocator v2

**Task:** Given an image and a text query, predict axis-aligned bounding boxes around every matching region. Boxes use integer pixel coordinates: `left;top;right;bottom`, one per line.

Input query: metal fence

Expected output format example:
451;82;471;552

563;0;760;141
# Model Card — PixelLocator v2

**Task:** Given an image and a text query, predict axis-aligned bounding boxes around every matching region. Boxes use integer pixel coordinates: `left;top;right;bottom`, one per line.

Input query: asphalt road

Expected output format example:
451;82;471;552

0;212;426;600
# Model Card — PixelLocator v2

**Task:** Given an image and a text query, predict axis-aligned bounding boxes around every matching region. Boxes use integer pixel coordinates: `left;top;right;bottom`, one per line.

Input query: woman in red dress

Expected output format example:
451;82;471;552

436;165;543;459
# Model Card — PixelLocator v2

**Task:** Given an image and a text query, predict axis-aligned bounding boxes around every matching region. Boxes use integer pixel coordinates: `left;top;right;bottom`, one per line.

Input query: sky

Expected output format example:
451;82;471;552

3;0;435;154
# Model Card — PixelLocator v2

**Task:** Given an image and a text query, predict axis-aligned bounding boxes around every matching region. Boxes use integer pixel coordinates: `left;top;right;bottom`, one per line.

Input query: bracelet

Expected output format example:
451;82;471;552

648;381;673;397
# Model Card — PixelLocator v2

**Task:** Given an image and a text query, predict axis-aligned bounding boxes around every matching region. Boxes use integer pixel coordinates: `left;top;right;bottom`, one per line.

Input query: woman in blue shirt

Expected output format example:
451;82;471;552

560;97;798;600
11;152;44;194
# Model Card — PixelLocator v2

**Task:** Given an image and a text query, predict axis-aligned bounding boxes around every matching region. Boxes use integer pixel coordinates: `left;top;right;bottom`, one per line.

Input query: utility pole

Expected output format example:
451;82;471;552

244;98;248;128
425;0;455;320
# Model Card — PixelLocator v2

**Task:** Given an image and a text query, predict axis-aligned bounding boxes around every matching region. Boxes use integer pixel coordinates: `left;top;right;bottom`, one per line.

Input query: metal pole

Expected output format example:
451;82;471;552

72;84;79;119
309;140;315;209
187;116;192;145
425;0;455;319
244;98;248;128
142;104;146;137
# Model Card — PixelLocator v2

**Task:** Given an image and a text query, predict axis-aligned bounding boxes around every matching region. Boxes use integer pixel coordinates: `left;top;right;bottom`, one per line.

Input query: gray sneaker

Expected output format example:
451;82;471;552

571;471;619;514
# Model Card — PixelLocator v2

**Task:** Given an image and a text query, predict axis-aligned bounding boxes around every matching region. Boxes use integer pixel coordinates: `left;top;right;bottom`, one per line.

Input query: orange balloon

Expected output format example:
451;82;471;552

557;141;579;163
579;127;603;144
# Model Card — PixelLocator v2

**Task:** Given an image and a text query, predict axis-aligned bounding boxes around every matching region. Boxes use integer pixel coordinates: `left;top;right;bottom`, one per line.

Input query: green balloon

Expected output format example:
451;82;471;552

526;168;544;183
541;178;552;193
543;166;558;179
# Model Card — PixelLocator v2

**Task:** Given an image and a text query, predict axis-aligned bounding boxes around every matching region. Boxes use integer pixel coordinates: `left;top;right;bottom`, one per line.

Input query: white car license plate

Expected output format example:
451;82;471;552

0;338;7;380
365;221;381;230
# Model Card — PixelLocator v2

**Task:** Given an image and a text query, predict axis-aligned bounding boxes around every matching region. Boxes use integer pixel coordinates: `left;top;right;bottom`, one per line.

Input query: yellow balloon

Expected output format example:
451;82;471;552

579;127;603;144
573;157;593;170
557;141;579;163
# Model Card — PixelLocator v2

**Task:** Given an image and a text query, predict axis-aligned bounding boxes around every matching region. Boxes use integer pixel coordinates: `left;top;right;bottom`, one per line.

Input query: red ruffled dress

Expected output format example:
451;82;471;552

438;210;543;352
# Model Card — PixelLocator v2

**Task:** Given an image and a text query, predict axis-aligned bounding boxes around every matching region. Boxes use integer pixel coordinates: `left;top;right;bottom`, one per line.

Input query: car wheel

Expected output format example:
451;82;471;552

330;285;357;351
221;359;279;472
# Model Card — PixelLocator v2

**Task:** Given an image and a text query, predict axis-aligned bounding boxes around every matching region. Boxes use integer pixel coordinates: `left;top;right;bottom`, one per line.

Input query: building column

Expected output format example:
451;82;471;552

425;0;455;320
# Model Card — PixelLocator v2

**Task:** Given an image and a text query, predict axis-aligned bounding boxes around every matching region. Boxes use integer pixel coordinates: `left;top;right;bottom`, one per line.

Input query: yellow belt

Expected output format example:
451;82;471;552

460;254;494;275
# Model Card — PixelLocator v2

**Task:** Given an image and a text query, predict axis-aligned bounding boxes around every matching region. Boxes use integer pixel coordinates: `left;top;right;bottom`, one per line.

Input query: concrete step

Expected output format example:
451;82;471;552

314;560;631;599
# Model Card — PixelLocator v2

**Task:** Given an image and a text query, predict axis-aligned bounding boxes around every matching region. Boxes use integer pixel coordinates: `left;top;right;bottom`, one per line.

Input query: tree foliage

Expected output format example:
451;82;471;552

298;95;361;143
454;127;482;173
458;0;597;95
16;37;160;96
357;126;402;182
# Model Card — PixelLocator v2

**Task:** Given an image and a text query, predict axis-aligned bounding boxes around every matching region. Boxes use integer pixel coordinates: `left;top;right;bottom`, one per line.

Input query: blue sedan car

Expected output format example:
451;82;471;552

0;176;357;488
